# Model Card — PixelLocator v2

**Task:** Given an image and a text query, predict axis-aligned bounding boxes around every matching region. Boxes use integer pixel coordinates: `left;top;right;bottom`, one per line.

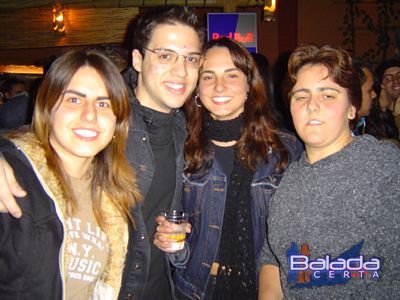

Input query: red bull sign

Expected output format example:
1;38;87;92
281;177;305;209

207;13;258;53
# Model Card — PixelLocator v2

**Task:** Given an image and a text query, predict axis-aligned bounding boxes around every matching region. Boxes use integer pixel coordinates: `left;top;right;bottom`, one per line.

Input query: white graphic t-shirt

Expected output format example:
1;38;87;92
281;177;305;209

65;176;109;300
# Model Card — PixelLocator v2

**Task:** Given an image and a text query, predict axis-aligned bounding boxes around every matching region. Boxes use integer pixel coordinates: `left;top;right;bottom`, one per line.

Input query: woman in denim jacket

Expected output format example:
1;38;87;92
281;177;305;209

155;38;302;300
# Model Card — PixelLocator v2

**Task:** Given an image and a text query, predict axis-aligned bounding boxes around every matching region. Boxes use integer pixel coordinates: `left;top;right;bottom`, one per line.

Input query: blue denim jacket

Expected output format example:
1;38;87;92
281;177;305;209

171;134;302;300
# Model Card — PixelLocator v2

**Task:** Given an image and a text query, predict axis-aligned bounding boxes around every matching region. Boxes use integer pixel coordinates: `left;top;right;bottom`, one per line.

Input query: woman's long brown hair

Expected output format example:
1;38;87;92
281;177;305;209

184;37;289;173
27;50;140;227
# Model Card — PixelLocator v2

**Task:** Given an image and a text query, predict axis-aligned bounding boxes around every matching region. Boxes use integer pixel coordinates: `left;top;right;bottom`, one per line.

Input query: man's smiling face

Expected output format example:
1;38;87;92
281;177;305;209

132;23;201;113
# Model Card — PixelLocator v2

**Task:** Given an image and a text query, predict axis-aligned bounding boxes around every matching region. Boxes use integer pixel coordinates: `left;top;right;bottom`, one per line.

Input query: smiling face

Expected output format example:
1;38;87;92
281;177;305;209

381;66;400;102
290;64;356;162
132;23;201;113
49;66;117;174
359;67;376;117
198;46;249;121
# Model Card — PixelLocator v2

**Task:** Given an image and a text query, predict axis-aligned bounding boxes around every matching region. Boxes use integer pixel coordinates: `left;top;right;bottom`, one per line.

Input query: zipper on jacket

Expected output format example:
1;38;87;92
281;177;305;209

16;147;68;299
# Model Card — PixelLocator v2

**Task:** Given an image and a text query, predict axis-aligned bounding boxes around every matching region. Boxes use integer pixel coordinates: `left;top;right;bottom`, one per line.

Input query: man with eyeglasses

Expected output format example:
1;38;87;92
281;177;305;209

124;6;204;300
376;59;400;138
0;5;205;300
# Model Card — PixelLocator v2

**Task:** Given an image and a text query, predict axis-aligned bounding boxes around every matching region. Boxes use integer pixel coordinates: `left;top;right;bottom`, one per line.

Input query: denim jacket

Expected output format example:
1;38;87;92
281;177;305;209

171;134;303;300
118;68;186;300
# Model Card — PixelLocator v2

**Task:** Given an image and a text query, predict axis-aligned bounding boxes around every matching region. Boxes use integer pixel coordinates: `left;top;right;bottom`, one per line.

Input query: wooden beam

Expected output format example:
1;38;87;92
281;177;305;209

0;7;139;50
0;0;264;10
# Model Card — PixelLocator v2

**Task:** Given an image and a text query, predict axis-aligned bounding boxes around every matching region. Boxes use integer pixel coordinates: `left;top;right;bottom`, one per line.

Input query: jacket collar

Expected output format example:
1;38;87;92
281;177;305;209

11;132;128;299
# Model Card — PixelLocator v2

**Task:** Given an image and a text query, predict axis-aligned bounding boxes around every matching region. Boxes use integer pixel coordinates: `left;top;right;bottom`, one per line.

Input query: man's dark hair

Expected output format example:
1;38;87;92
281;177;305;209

133;5;205;55
0;77;25;95
375;58;400;83
352;58;372;86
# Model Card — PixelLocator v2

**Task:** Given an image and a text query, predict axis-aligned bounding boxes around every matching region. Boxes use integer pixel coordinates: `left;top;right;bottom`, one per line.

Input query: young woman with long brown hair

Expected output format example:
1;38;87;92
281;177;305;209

0;50;141;299
155;37;302;299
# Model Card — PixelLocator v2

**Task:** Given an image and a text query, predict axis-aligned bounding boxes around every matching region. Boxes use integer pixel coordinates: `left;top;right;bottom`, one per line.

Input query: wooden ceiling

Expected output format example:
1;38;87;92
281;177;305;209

0;0;265;50
0;0;265;11
0;0;266;66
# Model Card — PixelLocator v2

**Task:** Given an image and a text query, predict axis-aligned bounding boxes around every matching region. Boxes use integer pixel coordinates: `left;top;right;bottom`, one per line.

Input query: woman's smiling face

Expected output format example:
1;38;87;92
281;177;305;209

49;66;116;170
198;46;249;121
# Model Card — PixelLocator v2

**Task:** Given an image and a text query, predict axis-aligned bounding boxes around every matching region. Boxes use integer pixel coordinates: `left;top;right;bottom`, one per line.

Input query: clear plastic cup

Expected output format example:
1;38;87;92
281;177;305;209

161;210;188;251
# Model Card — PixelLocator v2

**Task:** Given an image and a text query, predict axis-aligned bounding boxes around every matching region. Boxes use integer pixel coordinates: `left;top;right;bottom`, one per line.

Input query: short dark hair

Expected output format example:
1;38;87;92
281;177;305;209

375;58;400;83
0;77;25;94
352;58;372;86
287;44;362;127
133;6;205;55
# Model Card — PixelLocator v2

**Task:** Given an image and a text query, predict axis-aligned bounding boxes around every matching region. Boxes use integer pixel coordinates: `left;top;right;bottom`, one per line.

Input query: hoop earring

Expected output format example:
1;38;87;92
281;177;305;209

348;109;356;120
194;94;202;108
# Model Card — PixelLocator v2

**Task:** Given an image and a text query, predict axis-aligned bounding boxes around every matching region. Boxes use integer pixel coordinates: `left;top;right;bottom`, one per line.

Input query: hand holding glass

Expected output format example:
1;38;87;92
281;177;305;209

160;210;188;251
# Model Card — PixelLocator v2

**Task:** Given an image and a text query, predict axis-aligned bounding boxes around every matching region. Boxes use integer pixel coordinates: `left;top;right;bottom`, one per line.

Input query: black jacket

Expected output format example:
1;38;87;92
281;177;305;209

0;67;187;300
117;68;187;300
0;135;131;300
0;138;64;300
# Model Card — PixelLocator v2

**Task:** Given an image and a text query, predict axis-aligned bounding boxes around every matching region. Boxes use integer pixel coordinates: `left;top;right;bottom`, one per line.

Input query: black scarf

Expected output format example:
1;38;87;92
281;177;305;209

203;112;244;142
204;113;257;300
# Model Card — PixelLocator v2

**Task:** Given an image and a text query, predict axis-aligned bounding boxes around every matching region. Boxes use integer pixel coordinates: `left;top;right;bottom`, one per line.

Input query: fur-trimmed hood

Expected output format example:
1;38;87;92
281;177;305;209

10;132;128;300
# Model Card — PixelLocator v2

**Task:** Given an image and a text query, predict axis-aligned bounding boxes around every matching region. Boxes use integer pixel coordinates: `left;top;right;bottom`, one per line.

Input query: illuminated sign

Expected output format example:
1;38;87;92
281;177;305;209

207;13;257;53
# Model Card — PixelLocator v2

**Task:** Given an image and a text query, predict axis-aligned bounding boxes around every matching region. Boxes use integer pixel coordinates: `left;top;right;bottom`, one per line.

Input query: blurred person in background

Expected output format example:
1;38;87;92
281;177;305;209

375;59;400;138
0;77;26;102
352;59;376;135
0;77;31;130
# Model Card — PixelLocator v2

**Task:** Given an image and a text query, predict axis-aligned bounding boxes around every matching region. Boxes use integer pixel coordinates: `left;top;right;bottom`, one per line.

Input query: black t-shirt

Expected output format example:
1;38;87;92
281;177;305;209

141;107;176;300
212;143;235;183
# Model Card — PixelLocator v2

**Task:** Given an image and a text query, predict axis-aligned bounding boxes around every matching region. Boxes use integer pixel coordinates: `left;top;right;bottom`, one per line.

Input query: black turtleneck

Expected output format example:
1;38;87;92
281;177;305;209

141;106;176;300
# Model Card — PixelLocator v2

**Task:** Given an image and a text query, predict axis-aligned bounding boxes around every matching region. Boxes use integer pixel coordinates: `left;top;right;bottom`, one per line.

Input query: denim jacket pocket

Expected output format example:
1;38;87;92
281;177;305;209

252;172;283;214
182;174;209;242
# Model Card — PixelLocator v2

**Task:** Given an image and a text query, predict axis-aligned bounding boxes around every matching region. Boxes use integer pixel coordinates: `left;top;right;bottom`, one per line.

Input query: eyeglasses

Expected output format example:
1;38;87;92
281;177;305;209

382;72;400;84
143;47;203;68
